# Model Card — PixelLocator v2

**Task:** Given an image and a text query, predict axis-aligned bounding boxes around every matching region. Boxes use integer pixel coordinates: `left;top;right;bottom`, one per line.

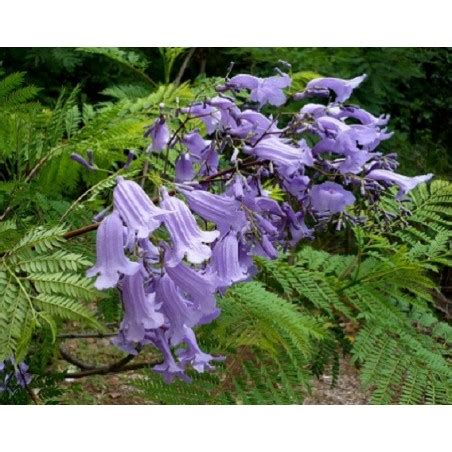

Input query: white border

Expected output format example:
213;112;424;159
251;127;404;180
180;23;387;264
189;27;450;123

1;405;451;451
1;0;451;46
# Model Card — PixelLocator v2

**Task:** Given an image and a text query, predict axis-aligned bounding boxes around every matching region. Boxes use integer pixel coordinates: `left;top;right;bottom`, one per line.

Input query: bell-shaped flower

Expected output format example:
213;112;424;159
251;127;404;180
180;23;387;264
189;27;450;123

165;258;218;317
181;188;247;235
335;150;375;174
281;202;313;245
175;153;194;183
144;117;170;152
160;188;219;266
333;106;390;126
199;145;219;175
245;136;313;178
182;131;211;160
176;326;224;373
151;329;191;383
208;96;241;130
310;182;356;215
226;72;291;107
210;231;249;290
86;211;141;289
118;265;164;343
113;176;171;239
156;274;200;345
181;103;221;134
294;74;367;103
366;169;433;199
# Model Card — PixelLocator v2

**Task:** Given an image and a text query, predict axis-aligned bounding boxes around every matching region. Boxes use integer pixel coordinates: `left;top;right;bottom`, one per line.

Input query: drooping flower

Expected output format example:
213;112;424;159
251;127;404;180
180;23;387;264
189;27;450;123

145;117;170;152
332;106;390;126
366;169;433;199
150;329;190;383
294;74;367;103
281;202;313;245
181;103;221;134
181;188;247;235
210;231;249;290
310;182;356;214
175;153;194;183
182;131;211;160
156;274;200;345
231;109;282;142
176;326;224;372
117;265;164;344
165;258;218;317
113;176;171;239
245;136;313;178
208;96;241;130
226;72;291;107
160;188;219;267
86;211;140;289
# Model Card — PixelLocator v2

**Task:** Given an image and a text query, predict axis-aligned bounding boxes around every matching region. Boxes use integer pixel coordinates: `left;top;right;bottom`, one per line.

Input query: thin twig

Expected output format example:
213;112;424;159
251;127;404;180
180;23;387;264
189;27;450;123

58;332;117;340
63;359;162;379
174;48;196;85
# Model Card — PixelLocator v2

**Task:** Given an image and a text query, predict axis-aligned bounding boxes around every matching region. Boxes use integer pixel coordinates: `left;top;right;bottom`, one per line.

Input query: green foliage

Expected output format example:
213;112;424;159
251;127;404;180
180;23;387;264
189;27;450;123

137;281;333;404
0;224;101;362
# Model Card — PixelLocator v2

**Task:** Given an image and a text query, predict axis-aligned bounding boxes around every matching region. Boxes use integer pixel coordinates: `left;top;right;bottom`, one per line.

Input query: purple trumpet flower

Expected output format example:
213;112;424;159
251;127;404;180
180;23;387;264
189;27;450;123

181;103;221;134
156;274;200;345
366;169;433;199
145;117;170;152
86;211;140;289
281;202;313;245
333;106;390;126
299;103;389;127
231;110;281;142
175;153;194;183
294;74;367;103
176;326;224;373
210;231;249;290
208;96;241;130
182;131;211;160
310;182;356;215
160;188;219;267
151;329;190;383
117;265;164;344
165;258;218;317
181;188;247;235
113;176;171;239
226;72;291;107
245;136;313;178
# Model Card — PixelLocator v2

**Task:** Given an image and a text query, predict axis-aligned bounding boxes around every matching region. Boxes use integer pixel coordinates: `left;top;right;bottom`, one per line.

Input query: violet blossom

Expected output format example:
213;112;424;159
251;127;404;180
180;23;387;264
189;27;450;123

86;211;140;289
145;117;170;152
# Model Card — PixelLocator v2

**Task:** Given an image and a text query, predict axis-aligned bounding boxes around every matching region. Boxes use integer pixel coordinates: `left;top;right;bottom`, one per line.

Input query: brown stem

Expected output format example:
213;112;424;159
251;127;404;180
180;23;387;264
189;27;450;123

63;359;162;379
174;48;196;85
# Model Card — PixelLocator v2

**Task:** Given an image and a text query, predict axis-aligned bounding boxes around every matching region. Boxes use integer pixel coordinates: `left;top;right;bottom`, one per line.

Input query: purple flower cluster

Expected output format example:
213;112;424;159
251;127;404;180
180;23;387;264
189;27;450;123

85;69;432;383
0;358;32;393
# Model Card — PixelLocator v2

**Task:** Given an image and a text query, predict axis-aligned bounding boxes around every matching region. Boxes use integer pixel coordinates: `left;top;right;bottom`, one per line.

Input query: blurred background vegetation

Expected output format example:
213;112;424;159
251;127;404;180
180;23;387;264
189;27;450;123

0;47;450;177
